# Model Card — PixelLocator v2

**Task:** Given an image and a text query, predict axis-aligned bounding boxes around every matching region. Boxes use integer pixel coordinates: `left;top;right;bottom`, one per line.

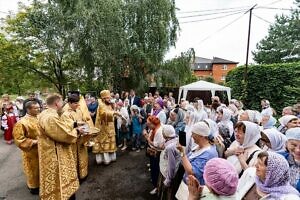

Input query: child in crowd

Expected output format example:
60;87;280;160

1;104;18;144
130;105;143;152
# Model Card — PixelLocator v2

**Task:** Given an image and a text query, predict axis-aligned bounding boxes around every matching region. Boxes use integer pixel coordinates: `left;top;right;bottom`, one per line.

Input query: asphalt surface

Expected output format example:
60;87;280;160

0;130;157;200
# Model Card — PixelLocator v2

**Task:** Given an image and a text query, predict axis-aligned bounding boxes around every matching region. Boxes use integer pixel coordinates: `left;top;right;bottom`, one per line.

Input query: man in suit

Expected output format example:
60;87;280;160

129;89;140;107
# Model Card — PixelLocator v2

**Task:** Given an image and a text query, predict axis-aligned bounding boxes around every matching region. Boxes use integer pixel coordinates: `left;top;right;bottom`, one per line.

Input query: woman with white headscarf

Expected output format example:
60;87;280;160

260;128;287;152
184;111;202;154
261;115;277;129
278;115;298;134
225;121;261;176
193;99;208;121
239;110;262;124
168;107;186;135
217;107;234;138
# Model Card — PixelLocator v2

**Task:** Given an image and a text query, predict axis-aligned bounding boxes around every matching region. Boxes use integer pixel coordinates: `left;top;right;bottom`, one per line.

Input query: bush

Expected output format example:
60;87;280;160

226;62;300;113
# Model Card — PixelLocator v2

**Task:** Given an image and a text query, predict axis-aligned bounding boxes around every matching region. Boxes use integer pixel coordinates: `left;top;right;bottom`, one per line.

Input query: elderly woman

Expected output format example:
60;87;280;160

216;107;234;139
261;115;277;130
168;107;186;135
279;127;300;192
185;111;202;154
255;151;299;199
239;110;262;124
187;158;239;200
259;128;287;152
176;122;218;199
260;99;274;117
152;99;167;124
225;121;261;176
143;116;165;195
158;125;181;200
278;115;299;134
193;99;208;121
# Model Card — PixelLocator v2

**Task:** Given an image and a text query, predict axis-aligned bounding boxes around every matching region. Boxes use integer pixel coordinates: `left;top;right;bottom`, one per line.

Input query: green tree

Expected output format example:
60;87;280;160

3;0;180;95
51;0;179;93
226;62;300;112
252;1;300;64
158;48;197;88
3;1;87;96
0;33;48;95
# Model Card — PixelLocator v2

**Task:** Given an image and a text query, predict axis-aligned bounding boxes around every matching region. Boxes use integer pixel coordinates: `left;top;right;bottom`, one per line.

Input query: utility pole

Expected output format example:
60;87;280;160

244;4;257;82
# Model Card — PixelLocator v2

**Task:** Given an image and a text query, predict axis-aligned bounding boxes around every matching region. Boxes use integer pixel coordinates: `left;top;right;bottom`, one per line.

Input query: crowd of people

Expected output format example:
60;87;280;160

0;90;300;200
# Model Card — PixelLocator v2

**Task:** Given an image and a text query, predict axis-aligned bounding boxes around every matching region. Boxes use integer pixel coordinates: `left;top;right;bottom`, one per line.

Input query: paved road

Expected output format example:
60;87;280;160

0;131;156;200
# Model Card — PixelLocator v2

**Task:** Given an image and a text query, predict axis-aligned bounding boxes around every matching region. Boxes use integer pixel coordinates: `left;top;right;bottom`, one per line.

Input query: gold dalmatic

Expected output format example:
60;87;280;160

92;100;117;154
61;104;89;180
38;108;79;200
13;114;40;189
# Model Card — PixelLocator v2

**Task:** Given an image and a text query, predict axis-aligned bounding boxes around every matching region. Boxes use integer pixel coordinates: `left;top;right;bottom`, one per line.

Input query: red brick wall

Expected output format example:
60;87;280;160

193;70;212;78
212;63;237;82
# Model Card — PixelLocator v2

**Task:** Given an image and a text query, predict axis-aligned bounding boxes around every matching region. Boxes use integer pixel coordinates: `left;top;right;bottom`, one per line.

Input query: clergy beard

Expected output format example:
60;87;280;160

104;100;111;105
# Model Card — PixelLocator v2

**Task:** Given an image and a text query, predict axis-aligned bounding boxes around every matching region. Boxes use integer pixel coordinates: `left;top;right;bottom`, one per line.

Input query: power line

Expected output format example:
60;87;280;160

178;8;248;19
257;6;296;11
0;11;10;14
253;13;272;24
180;10;245;24
194;12;247;46
176;5;252;14
262;0;284;7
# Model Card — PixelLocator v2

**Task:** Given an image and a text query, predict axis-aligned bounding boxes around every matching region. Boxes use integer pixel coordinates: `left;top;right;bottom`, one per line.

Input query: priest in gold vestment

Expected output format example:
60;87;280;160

61;94;89;181
13;101;41;195
38;94;85;200
93;90;120;165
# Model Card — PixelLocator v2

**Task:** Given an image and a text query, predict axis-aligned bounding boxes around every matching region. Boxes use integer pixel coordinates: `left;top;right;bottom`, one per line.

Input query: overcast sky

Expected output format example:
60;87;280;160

0;0;297;64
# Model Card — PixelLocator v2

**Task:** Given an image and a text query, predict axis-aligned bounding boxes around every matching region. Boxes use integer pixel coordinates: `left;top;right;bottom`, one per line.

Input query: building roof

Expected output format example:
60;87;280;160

194;57;212;64
212;57;239;64
192;56;238;70
179;80;231;91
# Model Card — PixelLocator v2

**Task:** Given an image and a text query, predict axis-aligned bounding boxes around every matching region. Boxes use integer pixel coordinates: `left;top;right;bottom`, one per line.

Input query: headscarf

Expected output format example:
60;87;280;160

241;110;262;124
262;116;277;129
262;128;287;152
170;108;185;127
228;103;239;116
186;112;202;127
218;108;234;137
239;121;261;148
196;100;208;120
153;99;164;116
255;151;299;197
278;115;298;127
204;118;219;138
286;127;300;141
185;104;196;113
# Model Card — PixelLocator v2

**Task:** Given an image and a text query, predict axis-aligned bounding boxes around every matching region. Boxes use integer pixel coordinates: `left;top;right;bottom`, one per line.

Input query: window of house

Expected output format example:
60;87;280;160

221;75;226;81
205;65;208;69
222;64;228;70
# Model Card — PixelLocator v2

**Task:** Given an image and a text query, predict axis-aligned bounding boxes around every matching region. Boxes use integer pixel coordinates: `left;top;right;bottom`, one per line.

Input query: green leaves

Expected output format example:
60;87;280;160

226;62;300;112
1;0;180;95
252;8;300;64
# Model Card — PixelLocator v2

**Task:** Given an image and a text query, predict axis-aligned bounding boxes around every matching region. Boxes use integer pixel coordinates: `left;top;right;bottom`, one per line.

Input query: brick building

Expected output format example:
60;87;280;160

192;56;238;82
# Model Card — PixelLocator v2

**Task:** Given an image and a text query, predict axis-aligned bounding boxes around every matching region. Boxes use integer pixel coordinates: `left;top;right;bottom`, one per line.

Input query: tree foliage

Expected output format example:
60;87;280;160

0;33;48;95
0;0;180;95
252;1;300;64
226;62;300;113
157;48;197;88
